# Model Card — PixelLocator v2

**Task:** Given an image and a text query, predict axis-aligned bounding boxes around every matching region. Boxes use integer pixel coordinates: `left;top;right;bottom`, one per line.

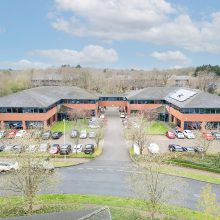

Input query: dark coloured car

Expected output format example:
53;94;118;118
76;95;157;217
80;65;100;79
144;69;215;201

42;131;52;140
84;144;95;154
52;132;63;140
70;129;79;138
60;144;72;155
168;144;184;152
0;146;5;152
211;132;220;140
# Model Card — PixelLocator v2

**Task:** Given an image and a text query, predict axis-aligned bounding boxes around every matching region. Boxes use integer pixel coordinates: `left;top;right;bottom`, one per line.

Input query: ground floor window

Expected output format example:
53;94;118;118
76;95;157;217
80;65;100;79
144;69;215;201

184;121;202;130
26;121;44;129
205;122;220;130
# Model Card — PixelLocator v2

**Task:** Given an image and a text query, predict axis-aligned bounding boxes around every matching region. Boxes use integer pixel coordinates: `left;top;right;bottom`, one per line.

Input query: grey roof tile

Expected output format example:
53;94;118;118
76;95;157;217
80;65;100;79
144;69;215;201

0;86;98;108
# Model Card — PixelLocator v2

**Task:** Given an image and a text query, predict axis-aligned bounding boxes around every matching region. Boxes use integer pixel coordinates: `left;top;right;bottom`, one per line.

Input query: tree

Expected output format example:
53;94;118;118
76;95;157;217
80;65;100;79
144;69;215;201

67;108;91;123
197;184;220;220
196;124;214;159
128;154;181;220
1;133;56;214
126;113;151;155
95;128;104;148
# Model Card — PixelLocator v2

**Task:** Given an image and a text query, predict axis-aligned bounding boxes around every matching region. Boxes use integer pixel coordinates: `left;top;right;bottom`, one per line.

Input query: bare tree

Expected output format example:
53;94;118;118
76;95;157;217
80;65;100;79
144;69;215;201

94;128;104;148
126;113;151;155
1;134;56;214
129;154;181;220
196;125;214;159
67;108;91;123
197;184;220;220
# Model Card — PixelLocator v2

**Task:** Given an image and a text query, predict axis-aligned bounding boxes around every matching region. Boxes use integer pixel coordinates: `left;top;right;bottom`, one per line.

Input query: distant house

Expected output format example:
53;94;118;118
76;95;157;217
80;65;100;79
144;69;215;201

31;73;63;87
169;75;191;87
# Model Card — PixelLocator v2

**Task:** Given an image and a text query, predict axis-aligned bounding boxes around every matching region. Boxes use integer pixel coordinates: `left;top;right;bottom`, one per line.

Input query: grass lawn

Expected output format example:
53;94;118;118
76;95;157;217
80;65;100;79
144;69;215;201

0;194;206;220
50;119;90;133
52;160;79;168
145;121;169;135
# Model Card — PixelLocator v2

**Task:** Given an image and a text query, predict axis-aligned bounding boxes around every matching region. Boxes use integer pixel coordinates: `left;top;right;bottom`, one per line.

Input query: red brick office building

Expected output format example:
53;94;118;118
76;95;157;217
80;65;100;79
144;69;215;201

0;86;219;130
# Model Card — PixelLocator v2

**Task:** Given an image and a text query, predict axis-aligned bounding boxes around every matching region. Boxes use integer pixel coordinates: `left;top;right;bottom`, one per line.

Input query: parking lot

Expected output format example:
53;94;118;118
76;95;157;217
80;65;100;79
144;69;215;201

145;134;220;154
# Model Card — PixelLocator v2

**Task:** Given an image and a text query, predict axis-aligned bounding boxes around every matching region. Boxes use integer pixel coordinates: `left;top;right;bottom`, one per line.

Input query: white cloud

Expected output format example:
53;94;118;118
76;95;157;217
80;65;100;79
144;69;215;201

0;59;50;70
50;0;220;53
31;45;118;65
150;50;191;64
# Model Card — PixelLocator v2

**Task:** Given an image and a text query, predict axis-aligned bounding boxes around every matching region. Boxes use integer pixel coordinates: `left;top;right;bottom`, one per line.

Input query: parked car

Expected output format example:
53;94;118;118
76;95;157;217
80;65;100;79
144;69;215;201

0;131;7;139
15;130;27;138
168;144;184;152
183;130;195;139
39;143;49;152
0;146;5;152
88;120;100;129
70;129;79;138
12;145;23;153
84;144;95;154
49;144;60;154
60;144;72;155
51;132;63;140
3;145;14;152
42;131;52;140
174;130;185;139
148;143;159;154
31;130;43;139
72;144;83;153
183;146;196;152
80;130;87;139
6;130;17;139
165;130;175;139
211;132;220;140
89;131;96;139
120;112;125;118
0;161;19;172
27;145;37;152
203;132;214;141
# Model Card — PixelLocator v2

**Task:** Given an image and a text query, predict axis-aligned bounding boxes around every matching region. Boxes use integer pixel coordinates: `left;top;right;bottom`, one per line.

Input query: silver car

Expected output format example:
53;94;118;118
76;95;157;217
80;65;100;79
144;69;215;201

80;130;87;139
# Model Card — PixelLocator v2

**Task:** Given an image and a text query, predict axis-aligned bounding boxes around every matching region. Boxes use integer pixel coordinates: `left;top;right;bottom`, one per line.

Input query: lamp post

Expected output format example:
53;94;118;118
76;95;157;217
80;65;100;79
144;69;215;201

63;118;66;161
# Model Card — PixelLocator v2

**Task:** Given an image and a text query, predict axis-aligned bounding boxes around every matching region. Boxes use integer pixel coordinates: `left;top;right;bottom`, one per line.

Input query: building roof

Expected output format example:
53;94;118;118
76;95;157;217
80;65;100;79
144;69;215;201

165;91;220;108
0;86;219;109
0;86;98;108
127;87;220;108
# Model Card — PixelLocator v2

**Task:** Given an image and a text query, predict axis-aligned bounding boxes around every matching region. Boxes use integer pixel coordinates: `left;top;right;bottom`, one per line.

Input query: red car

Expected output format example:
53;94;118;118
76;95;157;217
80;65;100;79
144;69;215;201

49;144;60;154
203;132;214;141
6;130;17;139
165;130;175;139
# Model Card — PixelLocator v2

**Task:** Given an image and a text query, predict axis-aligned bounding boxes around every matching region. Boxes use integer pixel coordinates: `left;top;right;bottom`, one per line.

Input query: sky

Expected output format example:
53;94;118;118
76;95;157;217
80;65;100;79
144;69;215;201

1;0;220;70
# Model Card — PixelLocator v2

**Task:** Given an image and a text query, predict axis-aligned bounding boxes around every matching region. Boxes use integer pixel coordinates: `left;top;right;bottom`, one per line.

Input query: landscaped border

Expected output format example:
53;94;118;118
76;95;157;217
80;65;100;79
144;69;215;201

129;147;220;185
